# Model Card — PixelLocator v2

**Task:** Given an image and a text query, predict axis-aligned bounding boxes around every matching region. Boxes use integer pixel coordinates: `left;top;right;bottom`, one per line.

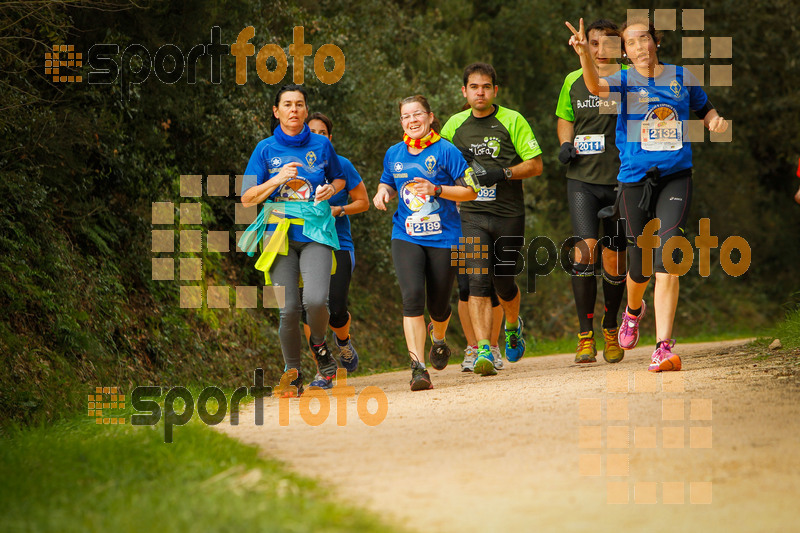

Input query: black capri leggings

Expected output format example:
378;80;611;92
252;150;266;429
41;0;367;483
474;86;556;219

567;178;627;252
457;273;500;306
619;171;693;283
391;239;455;322
460;210;525;301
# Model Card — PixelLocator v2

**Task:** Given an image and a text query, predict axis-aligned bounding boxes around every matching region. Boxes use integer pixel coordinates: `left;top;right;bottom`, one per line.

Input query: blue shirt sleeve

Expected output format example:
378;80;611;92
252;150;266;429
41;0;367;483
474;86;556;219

339;157;363;191
443;141;469;184
242;139;269;195
323;138;345;183
380;148;397;189
684;67;709;111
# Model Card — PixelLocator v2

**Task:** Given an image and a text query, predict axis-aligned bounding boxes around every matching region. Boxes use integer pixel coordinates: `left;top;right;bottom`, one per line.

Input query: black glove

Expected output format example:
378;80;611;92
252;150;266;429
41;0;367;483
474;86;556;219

470;158;507;187
558;142;578;164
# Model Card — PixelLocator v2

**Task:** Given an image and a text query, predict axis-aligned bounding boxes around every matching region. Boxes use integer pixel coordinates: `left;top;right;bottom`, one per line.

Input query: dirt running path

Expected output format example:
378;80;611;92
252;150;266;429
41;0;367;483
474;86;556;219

218;340;800;532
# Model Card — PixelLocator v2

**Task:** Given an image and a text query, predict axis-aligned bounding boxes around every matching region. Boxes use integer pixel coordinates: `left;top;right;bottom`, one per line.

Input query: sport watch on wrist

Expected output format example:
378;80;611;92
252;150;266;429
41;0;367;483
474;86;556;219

503;167;512;180
433;184;443;197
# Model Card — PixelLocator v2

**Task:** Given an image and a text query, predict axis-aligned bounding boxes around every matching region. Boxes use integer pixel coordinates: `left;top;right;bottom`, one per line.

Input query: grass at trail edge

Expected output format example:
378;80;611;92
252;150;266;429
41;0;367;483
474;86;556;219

0;415;403;533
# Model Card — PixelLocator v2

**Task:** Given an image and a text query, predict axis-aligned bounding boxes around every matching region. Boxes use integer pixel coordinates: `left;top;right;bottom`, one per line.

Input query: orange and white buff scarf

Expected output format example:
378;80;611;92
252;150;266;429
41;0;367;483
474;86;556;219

403;130;440;149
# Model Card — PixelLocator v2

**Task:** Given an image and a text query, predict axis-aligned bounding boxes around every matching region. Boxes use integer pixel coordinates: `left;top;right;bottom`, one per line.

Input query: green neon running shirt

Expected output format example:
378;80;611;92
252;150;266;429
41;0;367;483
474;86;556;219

555;67;625;185
441;105;542;217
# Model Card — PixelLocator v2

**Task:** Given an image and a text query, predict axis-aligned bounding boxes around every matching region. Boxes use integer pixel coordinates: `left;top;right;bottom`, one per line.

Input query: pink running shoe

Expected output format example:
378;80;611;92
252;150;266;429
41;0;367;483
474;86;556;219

618;302;646;350
649;339;682;372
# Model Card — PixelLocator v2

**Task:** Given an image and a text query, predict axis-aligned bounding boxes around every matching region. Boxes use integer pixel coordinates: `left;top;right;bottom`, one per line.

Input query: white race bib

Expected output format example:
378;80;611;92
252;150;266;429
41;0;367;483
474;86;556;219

476;185;497;201
574;134;605;155
641;120;682;151
405;213;442;237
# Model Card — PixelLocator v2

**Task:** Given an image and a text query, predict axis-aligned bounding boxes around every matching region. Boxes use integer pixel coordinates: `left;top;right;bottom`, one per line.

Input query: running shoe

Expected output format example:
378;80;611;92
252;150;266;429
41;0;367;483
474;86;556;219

428;322;451;370
574;332;597;363
491;345;504;370
309;372;334;390
473;346;498;376
274;369;304;398
618;302;646;350
461;345;477;372
602;327;624;363
504;317;526;362
648;339;682;372
410;360;433;391
311;341;338;388
337;336;359;373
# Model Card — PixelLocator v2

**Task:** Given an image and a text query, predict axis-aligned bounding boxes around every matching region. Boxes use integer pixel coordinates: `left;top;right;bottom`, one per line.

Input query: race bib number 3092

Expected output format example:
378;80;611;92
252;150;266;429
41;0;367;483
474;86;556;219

476;185;497;201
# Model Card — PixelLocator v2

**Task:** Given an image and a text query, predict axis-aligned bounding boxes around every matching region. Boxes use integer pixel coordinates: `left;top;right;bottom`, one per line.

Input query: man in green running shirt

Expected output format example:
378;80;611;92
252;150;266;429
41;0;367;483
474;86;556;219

555;19;628;365
441;62;543;376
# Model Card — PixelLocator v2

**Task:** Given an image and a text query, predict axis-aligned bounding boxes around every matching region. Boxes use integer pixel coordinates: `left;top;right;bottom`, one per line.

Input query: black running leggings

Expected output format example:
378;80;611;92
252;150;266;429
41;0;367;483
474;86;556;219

619;172;693;283
459;211;525;301
457;273;500;306
391;239;455;321
567;178;626;252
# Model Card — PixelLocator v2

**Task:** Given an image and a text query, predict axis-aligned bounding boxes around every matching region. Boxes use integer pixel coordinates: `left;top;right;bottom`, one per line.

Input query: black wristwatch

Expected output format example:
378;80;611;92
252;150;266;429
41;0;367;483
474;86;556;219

503;167;512;180
433;184;443;197
337;206;346;217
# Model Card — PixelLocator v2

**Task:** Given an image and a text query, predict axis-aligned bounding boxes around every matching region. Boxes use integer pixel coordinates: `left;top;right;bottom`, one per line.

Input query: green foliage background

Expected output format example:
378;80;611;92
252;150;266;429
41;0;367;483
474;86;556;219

2;0;799;425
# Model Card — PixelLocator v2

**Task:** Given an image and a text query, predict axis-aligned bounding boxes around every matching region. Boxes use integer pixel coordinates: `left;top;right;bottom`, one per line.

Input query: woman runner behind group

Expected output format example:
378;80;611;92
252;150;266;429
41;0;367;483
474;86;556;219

373;95;479;390
301;112;369;386
566;17;728;371
240;84;345;396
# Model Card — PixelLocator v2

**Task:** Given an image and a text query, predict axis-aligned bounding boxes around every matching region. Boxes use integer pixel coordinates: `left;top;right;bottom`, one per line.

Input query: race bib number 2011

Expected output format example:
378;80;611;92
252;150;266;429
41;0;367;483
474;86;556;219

574;134;605;155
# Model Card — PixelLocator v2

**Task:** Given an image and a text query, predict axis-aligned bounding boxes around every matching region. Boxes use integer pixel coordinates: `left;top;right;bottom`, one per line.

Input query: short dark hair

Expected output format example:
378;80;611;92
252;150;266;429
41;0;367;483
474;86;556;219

586;19;619;36
463;62;497;87
307;112;333;136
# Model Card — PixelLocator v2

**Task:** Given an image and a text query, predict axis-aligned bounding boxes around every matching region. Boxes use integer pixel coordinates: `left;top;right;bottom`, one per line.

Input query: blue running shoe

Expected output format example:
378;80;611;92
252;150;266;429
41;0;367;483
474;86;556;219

309;372;334;390
473;346;498;376
337;336;359;373
504;317;526;362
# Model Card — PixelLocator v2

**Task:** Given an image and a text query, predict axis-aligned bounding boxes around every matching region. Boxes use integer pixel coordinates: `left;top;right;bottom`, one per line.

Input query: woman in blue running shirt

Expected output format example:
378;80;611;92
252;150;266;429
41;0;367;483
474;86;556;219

373;95;480;391
566;17;728;373
300;112;369;379
241;84;346;396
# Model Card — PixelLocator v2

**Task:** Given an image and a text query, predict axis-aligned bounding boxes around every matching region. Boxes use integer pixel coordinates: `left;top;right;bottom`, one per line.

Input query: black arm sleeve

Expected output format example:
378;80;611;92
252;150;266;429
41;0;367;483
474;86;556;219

694;100;716;120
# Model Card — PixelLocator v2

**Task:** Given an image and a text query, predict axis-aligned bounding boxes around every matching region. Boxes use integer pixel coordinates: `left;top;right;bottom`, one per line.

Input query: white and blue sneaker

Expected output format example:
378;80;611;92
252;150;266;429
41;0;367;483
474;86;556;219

309;372;334;390
461;346;477;372
491;345;504;370
337;336;359;373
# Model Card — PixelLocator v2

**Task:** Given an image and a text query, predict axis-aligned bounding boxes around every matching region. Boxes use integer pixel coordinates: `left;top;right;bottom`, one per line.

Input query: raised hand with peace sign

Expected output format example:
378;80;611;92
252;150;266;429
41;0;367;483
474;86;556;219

564;17;608;97
565;18;589;57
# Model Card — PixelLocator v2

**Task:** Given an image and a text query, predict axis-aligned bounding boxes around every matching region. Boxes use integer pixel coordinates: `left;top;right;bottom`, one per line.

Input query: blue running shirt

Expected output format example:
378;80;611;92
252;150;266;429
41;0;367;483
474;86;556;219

604;64;708;183
242;133;344;242
380;139;469;249
328;155;363;252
